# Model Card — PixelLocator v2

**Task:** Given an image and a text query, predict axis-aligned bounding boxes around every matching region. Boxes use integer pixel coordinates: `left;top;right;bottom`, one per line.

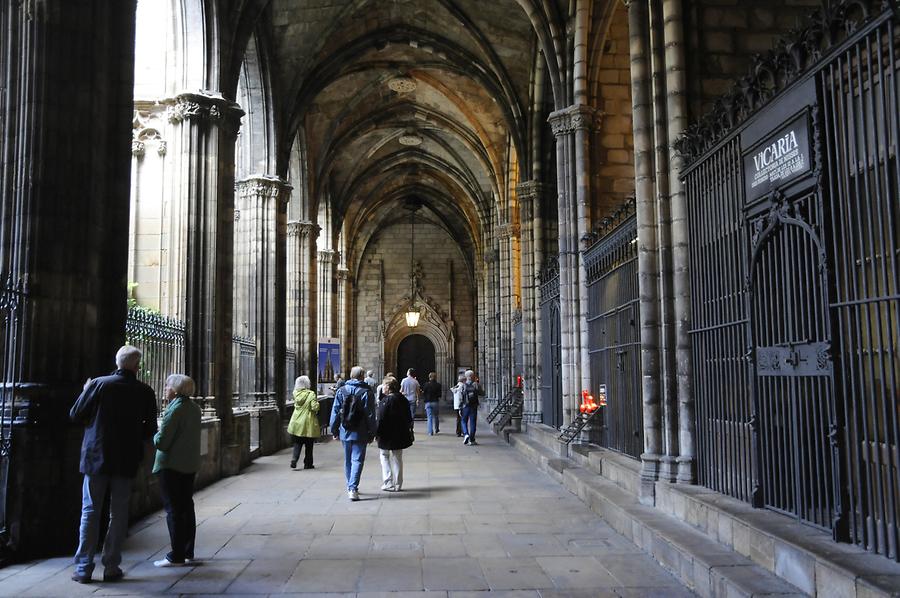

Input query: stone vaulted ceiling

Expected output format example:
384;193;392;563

270;0;536;266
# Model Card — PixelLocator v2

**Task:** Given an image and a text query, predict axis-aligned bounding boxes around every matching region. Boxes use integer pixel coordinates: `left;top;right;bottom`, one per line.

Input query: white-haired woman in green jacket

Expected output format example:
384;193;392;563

287;375;320;469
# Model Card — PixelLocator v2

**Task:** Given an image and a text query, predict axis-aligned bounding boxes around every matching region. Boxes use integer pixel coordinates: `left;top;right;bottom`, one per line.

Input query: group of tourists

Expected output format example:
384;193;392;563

70;345;201;583
67;345;483;583
317;366;484;501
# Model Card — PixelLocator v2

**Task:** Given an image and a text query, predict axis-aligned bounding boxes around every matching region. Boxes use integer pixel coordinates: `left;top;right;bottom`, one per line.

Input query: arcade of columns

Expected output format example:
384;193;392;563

1;0;825;557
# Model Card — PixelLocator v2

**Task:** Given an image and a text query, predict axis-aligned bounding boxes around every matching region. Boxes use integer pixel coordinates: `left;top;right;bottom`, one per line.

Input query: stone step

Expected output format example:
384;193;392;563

505;429;808;597
518;425;900;597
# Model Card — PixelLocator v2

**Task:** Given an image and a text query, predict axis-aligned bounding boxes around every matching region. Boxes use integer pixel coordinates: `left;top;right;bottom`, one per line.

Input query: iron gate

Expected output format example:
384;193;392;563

539;260;562;428
585;213;642;458
679;0;899;558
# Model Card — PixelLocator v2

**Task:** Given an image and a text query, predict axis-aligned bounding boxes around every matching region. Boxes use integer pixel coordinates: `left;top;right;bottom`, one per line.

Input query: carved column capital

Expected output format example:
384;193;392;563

547;105;604;137
336;267;350;281
495;222;520;240
165;92;244;137
236;175;291;205
318;249;335;264
288;220;320;239
131;140;145;158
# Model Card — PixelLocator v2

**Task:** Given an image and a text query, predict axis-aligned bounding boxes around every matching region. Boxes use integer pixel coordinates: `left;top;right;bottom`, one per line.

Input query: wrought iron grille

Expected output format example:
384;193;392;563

233;336;257;409
585;215;642;458
0;277;25;545
125;306;185;410
682;0;899;559
820;14;900;557
686;137;754;504
539;259;562;428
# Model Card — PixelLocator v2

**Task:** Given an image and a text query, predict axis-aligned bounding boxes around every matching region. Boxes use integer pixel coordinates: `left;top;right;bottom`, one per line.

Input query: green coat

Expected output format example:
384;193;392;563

287;388;320;438
153;396;202;474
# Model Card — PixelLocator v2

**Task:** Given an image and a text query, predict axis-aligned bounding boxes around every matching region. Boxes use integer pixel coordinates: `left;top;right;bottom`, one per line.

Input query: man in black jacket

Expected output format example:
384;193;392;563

69;345;157;583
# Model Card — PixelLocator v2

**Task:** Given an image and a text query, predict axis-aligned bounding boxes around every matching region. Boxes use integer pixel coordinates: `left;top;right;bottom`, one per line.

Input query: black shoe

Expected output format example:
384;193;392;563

290;461;297;469
304;464;315;469
103;568;124;582
71;572;92;584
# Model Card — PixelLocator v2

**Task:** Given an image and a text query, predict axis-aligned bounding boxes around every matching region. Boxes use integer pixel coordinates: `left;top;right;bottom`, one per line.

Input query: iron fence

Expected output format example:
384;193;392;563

539;259;562;428
585;214;642;458
0;277;25;545
233;335;257;409
125;306;185;410
680;0;899;559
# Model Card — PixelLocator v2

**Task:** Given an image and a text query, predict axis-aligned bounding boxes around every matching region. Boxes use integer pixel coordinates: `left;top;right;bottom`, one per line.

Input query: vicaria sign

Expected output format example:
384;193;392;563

743;112;811;203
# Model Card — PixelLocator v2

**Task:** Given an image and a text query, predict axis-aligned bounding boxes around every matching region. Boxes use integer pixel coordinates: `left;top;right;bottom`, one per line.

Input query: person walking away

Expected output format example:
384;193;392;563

421;372;442;435
451;374;466;437
329;366;377;501
152;374;202;568
376;376;413;491
364;370;378;390
461;370;484;446
287;375;320;469
69;345;157;583
400;368;421;421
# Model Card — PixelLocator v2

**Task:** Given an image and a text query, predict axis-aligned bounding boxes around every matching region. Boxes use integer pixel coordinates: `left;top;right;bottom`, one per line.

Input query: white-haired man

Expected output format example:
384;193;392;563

69;345;158;583
329;366;376;501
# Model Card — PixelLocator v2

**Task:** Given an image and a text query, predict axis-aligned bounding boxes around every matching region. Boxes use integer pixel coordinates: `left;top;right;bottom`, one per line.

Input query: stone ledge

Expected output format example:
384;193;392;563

656;482;900;597
505;428;807;597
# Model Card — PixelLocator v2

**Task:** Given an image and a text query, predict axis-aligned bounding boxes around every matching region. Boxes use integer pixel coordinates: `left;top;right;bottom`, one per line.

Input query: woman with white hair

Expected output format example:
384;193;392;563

287;375;320;469
153;374;201;568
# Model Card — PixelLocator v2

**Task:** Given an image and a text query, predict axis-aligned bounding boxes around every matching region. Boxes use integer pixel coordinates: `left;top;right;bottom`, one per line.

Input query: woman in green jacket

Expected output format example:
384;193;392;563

287;375;320;469
152;374;202;568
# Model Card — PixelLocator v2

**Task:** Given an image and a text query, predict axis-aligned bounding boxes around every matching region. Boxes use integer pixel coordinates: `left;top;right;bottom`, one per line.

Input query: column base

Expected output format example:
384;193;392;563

220;443;243;477
639;453;662;505
676;455;695;484
658;455;678;483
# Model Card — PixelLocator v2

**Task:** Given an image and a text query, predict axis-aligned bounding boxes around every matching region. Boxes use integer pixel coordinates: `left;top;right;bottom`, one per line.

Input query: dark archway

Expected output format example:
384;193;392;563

397;334;436;386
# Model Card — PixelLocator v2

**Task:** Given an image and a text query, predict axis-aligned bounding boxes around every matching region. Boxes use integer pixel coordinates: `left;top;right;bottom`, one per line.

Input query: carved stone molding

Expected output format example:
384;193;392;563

131;140;145;158
165;92;244;136
548;105;604;137
495;222;520;240
674;0;886;164
336;267;350;281
236;175;291;204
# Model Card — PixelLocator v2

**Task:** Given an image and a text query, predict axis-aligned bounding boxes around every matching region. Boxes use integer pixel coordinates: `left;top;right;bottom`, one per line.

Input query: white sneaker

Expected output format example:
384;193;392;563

381;483;394;491
348;489;360;501
463;434;470;445
153;558;186;568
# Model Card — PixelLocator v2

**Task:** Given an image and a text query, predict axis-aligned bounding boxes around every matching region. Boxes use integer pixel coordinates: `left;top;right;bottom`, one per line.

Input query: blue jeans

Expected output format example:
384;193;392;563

461;405;477;439
342;440;367;491
425;402;439;434
408;400;416;420
73;474;132;576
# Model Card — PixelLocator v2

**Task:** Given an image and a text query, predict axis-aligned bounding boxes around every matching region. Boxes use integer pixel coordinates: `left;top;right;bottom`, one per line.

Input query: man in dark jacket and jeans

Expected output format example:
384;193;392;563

69;345;157;583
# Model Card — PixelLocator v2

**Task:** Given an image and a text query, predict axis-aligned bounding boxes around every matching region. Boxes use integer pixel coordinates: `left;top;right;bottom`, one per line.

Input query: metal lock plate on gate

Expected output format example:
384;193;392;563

756;342;831;376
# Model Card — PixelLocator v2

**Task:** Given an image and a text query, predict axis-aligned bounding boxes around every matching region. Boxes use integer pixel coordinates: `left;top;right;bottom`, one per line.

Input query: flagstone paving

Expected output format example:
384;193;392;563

0;415;693;596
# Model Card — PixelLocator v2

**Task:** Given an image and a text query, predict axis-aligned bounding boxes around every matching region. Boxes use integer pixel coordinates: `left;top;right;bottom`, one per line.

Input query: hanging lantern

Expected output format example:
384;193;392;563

404;309;420;327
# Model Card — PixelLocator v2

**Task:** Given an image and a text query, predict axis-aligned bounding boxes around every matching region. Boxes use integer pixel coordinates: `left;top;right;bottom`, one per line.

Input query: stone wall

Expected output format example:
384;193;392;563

593;2;635;218
354;219;475;379
686;0;821;117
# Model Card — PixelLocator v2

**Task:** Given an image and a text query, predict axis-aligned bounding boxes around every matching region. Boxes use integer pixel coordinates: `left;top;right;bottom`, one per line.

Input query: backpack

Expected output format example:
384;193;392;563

464;382;480;407
340;387;365;431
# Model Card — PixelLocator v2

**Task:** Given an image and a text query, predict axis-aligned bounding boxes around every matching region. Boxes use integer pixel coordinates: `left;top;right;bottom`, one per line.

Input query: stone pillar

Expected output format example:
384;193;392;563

548;105;599;423
496;223;516;397
317;249;335;343
516;181;545;417
336;266;350;372
0;0;137;556
234;175;290;409
627;0;664;504
287;220;319;379
166;92;243;465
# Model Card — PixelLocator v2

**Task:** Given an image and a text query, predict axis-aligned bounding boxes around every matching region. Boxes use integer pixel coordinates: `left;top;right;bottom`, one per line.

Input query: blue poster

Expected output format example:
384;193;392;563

317;339;340;383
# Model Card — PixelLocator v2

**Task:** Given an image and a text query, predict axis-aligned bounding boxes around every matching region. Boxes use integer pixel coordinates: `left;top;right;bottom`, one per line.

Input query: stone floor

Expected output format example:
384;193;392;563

0;415;694;597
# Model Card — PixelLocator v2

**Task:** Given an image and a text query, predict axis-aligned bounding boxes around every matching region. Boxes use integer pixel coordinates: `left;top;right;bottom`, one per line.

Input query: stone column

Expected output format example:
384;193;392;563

496;223;516;397
234;175;290;408
0;0;137;555
548;105;598;423
627;0;664;504
317;249;335;341
287;220;319;378
516;181;545;416
336;266;350;372
166;92;243;464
